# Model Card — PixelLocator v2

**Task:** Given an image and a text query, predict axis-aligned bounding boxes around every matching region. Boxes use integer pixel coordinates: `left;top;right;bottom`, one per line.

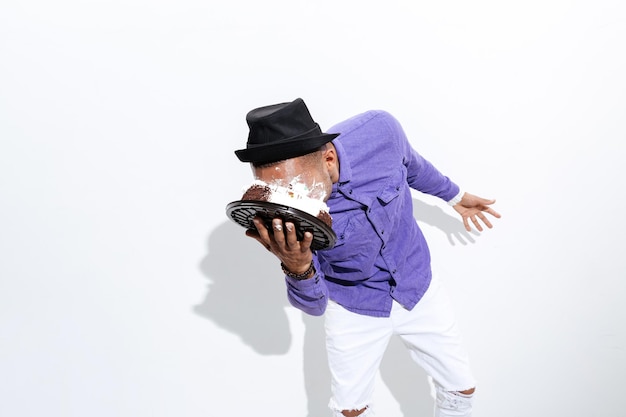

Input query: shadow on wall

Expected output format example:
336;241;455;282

412;197;479;246
195;220;292;354
195;197;475;416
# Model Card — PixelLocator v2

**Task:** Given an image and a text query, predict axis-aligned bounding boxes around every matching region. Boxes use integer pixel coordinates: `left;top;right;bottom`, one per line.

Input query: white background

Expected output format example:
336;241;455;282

1;1;625;416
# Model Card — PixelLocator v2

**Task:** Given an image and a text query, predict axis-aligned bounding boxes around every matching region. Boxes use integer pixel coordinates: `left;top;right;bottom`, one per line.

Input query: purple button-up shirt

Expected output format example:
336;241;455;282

286;110;460;317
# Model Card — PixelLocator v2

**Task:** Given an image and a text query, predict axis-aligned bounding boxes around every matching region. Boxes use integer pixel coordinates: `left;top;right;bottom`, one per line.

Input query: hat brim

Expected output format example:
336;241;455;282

235;133;339;164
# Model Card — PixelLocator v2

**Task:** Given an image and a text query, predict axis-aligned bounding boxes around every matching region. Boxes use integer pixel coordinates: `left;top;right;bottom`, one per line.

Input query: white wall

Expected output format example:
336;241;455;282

1;1;624;416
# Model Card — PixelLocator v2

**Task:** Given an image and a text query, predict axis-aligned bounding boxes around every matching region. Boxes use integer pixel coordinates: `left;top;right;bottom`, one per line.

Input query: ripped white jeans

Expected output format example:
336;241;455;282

325;274;475;417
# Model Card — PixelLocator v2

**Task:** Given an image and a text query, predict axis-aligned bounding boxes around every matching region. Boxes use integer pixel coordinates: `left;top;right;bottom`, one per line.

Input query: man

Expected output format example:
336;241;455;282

234;98;500;417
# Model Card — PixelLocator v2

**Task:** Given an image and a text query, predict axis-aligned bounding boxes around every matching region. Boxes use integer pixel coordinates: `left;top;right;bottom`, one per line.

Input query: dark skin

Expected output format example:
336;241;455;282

245;144;496;416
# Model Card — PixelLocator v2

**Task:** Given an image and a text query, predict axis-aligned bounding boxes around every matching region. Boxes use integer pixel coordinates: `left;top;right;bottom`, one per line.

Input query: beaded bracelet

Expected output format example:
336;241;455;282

281;261;315;280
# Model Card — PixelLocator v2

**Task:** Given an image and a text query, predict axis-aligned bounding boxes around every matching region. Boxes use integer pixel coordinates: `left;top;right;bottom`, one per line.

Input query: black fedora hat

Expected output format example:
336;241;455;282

235;98;339;165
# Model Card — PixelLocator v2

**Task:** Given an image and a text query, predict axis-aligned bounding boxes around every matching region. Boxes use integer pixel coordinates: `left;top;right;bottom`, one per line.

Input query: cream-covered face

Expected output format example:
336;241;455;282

251;144;339;202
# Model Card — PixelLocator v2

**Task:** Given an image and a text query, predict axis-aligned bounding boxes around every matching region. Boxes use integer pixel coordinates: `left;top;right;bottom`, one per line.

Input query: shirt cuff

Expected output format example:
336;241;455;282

285;271;322;291
447;189;464;206
285;258;321;287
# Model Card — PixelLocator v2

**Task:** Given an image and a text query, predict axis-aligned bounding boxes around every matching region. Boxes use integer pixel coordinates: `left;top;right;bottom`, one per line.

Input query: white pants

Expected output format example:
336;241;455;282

325;274;475;417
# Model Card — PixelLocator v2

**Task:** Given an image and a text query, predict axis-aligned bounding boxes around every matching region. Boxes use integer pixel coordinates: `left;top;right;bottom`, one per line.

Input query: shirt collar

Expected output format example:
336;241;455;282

333;138;351;186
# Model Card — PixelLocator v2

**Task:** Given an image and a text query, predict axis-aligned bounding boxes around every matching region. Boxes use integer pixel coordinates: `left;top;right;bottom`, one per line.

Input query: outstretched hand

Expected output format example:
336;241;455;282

453;192;501;232
245;217;314;276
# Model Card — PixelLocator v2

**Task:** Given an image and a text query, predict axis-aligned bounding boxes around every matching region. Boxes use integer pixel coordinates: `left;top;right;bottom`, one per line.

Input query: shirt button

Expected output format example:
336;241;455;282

392;269;397;274
381;229;385;234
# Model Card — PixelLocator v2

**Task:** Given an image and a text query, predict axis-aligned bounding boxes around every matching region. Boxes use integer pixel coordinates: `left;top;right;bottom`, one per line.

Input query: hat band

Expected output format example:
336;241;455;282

246;124;322;149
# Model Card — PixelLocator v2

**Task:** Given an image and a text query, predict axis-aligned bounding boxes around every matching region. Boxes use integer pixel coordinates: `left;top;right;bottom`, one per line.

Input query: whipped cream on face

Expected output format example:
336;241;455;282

243;179;330;215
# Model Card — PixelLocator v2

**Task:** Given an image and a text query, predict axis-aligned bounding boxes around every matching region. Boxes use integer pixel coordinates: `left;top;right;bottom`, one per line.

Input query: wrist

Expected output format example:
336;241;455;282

281;261;316;280
447;189;465;206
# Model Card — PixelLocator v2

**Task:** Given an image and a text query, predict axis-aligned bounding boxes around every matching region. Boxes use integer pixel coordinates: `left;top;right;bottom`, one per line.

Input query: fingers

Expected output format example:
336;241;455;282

245;229;267;249
470;215;484;232
252;217;271;241
300;230;314;252
248;217;272;251
283;222;302;249
272;219;286;245
274;219;313;252
476;212;493;229
250;217;313;254
463;215;487;232
485;207;502;219
463;211;498;232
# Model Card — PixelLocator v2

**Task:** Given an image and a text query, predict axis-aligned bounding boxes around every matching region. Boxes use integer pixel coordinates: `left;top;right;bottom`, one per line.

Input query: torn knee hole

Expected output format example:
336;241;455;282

458;387;475;395
341;406;368;417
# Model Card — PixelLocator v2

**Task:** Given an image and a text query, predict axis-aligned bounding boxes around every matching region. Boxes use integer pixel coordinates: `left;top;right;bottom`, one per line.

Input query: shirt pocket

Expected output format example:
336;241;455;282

377;167;405;205
376;167;406;227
